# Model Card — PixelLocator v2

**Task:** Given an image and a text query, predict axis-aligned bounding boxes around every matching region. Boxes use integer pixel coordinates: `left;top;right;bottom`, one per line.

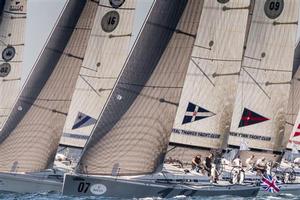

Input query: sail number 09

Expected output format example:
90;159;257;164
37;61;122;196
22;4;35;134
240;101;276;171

264;0;284;19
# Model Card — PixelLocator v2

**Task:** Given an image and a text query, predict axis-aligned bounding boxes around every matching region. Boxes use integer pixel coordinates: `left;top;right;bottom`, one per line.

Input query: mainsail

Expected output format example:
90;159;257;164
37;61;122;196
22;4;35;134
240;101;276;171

77;0;202;176
228;0;299;160
285;41;300;150
0;0;27;130
0;0;98;172
60;0;136;148
168;0;251;162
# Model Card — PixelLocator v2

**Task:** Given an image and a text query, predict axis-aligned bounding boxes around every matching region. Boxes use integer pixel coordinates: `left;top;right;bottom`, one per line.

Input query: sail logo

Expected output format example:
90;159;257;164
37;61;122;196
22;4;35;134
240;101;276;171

182;102;215;124
293;124;300;137
238;108;269;128
90;184;107;195
72;112;97;130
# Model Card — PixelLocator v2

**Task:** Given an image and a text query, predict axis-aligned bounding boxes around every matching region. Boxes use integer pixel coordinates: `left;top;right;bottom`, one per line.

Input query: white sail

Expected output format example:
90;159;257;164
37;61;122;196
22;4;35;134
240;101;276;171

228;0;299;159
60;0;136;148
169;0;250;159
0;0;99;172
0;0;27;130
285;41;300;149
76;0;202;175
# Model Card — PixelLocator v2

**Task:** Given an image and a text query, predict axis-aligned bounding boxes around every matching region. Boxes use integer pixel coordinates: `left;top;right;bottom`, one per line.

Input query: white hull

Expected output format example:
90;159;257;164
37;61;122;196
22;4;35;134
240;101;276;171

0;171;62;193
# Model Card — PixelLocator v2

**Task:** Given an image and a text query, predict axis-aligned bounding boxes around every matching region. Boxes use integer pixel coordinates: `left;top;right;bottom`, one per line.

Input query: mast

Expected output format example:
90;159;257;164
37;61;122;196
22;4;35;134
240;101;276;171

167;0;251;162
0;0;27;130
76;0;202;176
228;0;299;162
0;0;98;172
60;0;136;149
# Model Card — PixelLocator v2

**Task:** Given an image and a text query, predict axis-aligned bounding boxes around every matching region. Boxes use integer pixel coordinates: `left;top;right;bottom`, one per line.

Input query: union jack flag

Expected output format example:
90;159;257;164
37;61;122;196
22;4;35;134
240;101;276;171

261;175;280;193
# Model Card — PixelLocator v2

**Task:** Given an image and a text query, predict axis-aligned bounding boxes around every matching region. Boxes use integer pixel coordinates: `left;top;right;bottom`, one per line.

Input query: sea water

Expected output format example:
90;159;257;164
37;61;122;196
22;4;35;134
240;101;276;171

0;192;299;200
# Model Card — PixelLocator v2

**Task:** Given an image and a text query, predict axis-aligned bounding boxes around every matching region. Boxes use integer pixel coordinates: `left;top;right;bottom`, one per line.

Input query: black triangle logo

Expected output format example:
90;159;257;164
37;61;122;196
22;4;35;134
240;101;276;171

182;102;215;124
238;108;269;128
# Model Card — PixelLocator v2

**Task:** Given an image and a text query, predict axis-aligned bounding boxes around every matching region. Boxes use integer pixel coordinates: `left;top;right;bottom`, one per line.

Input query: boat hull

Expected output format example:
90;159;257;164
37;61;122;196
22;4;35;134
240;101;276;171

0;172;62;193
62;174;260;198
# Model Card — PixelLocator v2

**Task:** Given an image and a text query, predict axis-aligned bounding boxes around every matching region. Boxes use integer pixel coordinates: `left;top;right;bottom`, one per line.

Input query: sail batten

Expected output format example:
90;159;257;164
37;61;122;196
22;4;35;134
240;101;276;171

77;0;202;176
0;0;98;172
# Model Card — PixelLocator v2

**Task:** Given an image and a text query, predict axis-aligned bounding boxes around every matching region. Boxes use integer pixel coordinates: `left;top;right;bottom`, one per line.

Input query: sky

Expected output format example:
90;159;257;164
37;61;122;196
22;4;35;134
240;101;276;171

22;0;154;85
23;0;300;86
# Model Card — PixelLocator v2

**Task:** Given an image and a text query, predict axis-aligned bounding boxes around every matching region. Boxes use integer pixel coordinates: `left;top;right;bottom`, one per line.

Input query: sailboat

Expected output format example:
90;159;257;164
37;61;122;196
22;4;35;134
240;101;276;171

167;0;251;166
228;0;299;166
59;0;136;151
0;0;99;193
226;0;300;195
0;0;27;130
62;0;260;198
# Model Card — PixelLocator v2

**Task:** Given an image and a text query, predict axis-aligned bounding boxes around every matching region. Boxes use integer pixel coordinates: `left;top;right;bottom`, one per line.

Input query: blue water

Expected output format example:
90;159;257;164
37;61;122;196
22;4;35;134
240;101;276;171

0;192;299;200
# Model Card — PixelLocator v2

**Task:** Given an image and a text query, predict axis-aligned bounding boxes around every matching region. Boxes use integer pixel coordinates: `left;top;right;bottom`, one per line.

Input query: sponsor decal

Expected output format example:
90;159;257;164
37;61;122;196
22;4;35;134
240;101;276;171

90;184;107;195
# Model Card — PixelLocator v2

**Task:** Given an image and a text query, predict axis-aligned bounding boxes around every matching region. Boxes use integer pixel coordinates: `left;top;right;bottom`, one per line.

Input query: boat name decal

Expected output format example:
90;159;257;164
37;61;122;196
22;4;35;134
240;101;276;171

172;128;220;139
230;132;271;141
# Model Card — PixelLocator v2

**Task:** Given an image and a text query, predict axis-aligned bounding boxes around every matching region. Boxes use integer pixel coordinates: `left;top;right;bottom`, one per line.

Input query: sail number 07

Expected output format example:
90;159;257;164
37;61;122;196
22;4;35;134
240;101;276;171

77;182;90;193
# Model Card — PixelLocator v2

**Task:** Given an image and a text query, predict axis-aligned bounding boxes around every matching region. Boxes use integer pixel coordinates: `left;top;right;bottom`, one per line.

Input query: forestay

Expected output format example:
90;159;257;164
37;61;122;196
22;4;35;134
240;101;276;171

0;0;98;172
77;0;202;176
168;0;250;160
0;0;27;130
228;0;299;156
60;0;136;148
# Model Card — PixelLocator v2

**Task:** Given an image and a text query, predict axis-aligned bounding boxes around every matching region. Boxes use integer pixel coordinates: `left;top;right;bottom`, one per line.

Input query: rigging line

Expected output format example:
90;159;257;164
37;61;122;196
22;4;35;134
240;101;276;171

193;44;211;51
81;65;98;72
148;22;196;38
190;57;215;87
285;121;294;126
99;4;135;10
244;55;261;61
118;81;183;89
21;97;71;102
243;65;292;73
191;56;242;62
20;99;68;116
79;74;117;80
47;48;84;60
242;67;271;99
79;74;101;97
117;86;179;107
